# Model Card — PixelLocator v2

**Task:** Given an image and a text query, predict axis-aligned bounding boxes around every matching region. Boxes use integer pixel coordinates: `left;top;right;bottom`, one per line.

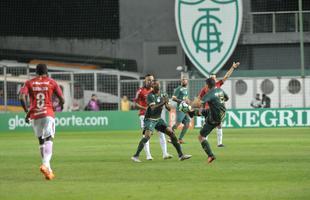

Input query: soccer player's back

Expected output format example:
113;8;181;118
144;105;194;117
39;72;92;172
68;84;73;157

25;76;61;119
201;87;228;123
19;64;64;180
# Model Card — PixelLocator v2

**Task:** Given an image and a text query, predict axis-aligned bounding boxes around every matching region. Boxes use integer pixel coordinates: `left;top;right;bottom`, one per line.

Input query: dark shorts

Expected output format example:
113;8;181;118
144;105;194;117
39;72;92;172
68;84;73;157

200;118;221;137
176;110;191;124
144;118;167;133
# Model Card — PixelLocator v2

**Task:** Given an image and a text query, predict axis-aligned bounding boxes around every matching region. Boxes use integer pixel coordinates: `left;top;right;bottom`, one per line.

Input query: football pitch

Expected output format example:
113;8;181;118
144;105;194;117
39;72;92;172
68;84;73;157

0;128;309;200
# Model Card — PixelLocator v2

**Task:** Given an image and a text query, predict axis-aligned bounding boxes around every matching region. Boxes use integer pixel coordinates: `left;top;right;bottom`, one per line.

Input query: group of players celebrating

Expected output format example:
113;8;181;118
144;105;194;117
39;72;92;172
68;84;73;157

131;62;239;163
19;62;239;180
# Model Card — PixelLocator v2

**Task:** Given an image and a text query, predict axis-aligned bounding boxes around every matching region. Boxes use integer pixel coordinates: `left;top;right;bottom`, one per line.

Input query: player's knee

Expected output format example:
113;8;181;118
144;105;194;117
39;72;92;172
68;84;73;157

198;135;205;142
38;136;53;145
184;122;190;129
144;130;152;139
173;122;180;128
165;127;174;136
45;136;53;142
38;137;44;145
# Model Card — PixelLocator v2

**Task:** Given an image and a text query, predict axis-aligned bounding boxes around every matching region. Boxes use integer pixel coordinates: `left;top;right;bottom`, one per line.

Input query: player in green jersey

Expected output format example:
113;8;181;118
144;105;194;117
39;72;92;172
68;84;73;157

131;80;192;162
172;76;191;144
189;78;229;163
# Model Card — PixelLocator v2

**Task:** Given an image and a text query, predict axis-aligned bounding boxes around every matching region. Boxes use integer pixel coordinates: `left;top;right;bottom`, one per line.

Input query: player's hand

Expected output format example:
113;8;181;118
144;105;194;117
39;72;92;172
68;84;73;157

60;103;64;111
191;97;201;108
185;99;191;104
25;112;30;124
164;97;169;104
25;117;30;124
162;93;169;104
233;62;240;69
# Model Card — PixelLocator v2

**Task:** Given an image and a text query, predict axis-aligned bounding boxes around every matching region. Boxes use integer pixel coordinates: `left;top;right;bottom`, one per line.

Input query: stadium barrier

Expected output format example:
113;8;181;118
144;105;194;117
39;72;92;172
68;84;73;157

0;108;309;132
1;111;140;132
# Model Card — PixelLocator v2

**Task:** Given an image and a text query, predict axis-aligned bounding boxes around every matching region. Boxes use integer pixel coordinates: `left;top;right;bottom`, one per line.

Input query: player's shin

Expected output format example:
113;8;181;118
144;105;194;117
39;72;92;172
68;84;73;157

43;140;53;171
134;137;149;157
158;132;168;156
217;128;223;145
179;123;189;140
169;134;183;157
39;144;44;159
200;140;214;157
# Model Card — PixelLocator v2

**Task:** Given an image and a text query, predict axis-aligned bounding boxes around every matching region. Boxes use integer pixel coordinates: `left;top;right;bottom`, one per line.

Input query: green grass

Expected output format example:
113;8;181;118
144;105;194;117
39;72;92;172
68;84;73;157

0;128;310;200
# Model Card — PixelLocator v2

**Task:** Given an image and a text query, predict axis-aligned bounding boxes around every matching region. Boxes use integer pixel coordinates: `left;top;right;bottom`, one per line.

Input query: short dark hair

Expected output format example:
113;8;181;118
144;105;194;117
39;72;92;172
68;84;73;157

36;64;48;75
144;74;153;78
206;78;215;89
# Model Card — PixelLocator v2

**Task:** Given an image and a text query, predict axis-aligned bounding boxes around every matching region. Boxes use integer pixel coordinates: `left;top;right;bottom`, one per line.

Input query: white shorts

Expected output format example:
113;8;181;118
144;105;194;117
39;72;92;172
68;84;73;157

139;115;145;129
31;116;55;139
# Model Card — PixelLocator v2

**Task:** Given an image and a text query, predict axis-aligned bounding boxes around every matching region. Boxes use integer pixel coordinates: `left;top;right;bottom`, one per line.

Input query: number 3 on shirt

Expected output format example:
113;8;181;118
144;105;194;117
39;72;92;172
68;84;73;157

36;92;45;109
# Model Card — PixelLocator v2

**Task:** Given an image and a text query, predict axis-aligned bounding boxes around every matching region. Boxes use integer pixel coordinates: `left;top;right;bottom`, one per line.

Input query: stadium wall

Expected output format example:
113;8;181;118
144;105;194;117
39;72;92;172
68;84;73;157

1;108;309;132
2;1;309;78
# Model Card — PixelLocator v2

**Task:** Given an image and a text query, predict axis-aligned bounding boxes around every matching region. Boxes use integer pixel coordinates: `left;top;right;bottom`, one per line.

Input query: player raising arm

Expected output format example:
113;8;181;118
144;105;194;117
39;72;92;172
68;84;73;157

188;78;229;163
19;64;64;180
193;62;239;147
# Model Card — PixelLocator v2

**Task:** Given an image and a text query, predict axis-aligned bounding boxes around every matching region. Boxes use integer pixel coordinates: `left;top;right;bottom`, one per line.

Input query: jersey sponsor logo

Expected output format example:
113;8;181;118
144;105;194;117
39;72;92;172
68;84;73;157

32;81;50;85
34;110;47;116
32;87;48;91
175;0;242;76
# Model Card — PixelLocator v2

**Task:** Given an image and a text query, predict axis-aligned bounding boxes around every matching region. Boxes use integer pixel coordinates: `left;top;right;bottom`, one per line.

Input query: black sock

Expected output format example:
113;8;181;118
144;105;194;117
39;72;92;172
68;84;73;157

201;140;214;157
170;135;183;157
133;137;149;157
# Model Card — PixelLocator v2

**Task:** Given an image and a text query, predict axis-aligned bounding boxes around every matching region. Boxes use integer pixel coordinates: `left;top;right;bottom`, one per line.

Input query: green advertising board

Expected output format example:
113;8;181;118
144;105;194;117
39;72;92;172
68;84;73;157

0;111;140;132
0;108;309;133
195;108;310;128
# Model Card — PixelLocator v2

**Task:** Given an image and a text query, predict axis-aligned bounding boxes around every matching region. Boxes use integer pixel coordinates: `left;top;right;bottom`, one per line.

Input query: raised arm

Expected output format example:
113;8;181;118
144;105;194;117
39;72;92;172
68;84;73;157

54;82;65;110
222;62;240;82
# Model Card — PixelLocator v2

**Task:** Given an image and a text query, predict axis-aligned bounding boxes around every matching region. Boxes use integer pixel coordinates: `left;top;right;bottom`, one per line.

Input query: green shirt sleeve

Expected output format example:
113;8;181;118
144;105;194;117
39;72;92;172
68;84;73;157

201;92;211;104
223;90;229;101
173;86;180;97
147;93;156;106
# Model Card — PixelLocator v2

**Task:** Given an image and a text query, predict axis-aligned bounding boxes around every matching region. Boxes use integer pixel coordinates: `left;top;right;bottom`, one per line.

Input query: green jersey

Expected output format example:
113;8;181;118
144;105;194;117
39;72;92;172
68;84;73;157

173;85;188;109
201;88;229;123
145;92;164;119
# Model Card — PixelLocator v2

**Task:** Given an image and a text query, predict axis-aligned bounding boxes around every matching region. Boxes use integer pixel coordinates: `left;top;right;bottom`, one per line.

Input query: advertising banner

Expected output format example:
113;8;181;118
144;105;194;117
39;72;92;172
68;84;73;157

0;111;140;132
1;108;309;133
194;108;310;128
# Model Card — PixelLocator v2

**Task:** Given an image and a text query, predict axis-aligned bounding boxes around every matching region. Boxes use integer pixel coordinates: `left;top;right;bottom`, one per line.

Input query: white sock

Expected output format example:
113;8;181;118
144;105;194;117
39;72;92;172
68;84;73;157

43;141;53;171
217;128;223;145
158;132;168;157
144;139;152;158
39;144;44;160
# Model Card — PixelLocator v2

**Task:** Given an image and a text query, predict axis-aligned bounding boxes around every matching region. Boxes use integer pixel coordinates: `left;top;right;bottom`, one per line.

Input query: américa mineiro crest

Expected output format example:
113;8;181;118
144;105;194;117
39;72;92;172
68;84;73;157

175;0;243;77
